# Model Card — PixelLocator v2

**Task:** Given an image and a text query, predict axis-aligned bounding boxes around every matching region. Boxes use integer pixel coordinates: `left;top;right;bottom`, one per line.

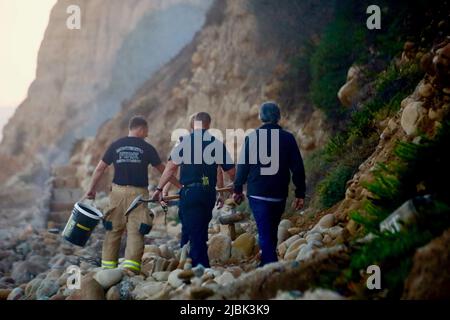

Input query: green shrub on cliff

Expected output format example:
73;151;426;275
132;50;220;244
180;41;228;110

345;121;450;298
310;15;366;119
317;164;355;208
312;60;422;209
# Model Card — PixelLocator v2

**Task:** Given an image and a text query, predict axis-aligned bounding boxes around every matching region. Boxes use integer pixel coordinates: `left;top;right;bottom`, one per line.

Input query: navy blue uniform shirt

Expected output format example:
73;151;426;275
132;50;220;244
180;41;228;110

169;129;234;187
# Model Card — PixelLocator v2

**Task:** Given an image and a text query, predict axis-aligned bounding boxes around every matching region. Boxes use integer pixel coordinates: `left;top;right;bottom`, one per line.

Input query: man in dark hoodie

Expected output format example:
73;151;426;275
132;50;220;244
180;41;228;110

233;102;306;266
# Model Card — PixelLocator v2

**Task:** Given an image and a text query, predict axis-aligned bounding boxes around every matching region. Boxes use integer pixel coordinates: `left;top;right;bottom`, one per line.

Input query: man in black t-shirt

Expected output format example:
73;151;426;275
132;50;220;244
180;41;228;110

84;115;180;274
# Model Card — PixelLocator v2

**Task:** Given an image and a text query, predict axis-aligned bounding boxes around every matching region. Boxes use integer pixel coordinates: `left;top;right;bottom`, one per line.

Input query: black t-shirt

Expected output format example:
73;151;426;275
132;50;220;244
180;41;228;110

169;130;234;187
102;136;162;187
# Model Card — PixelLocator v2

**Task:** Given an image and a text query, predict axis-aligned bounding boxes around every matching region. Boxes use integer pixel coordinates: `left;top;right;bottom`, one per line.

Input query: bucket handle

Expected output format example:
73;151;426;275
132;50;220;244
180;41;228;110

77;196;104;220
78;196;96;207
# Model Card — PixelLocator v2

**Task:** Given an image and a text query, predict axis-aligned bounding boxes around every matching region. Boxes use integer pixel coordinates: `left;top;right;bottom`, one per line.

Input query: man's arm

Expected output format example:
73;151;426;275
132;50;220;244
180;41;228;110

155;163;182;189
84;160;109;199
217;167;224;188
289;135;306;210
232;137;250;203
162;167;179;197
216;168;225;208
151;161;180;201
225;166;236;181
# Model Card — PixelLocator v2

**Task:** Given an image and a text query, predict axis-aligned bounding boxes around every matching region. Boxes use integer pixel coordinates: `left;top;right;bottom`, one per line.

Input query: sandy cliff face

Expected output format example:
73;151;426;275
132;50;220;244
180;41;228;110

0;107;15;142
0;0;212;185
0;0;332;231
73;0;332;191
0;0;212;235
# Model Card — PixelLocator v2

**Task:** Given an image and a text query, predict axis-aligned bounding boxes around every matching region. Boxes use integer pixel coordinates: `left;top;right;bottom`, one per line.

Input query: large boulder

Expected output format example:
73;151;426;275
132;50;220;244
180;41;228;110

300;288;346;300
159;244;173;260
7;287;24;300
401;101;425;136
35;279;59;300
106;286;120;300
11;256;49;284
322;226;344;240
433;43;450;84
215;271;235;286
168;269;184;288
283;238;307;260
231;233;255;260
305;233;322;243
295;243;315;261
338;66;362;107
24;277;44;299
152;271;170;282
0;289;12;300
190;286;215;300
207;234;231;264
277;226;291;246
279;219;293;229
94;269;123;290
402;229;450;299
418;83;434;98
277;235;300;258
132;281;166;300
277;220;294;245
144;245;161;257
310;214;336;233
400;41;417;64
79;275;105;300
317;214;336;229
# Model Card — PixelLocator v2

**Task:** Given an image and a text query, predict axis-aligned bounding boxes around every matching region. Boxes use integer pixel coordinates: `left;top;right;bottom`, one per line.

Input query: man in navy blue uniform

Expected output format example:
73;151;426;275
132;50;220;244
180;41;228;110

151;112;235;267
233;102;306;266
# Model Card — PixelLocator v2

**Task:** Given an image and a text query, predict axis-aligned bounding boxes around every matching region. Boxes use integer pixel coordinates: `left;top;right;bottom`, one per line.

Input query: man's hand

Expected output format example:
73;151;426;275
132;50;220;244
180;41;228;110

84;189;96;200
292;198;304;211
162;183;171;198
216;196;225;209
232;192;245;205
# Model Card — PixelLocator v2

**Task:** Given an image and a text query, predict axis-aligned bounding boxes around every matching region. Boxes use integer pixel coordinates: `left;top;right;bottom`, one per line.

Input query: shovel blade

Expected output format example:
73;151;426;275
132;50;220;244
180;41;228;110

125;194;143;216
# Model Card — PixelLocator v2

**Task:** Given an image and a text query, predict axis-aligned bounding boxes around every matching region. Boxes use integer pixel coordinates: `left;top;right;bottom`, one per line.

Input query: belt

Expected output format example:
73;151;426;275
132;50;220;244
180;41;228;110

183;182;214;189
112;184;148;191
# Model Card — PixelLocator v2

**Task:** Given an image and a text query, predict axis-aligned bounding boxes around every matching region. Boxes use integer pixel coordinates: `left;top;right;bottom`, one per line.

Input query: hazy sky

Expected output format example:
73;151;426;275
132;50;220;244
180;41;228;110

0;0;57;109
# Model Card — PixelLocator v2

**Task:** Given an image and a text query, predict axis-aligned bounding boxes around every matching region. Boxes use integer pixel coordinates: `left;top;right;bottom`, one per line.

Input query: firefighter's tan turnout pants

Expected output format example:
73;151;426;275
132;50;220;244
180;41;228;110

101;184;153;273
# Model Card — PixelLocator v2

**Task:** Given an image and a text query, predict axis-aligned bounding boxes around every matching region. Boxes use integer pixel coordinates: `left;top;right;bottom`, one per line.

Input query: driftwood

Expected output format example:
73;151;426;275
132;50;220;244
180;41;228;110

214;245;350;300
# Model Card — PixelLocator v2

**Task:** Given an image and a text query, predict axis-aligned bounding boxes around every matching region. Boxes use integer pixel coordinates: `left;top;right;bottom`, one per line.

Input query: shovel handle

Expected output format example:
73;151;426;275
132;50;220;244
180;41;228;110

162;194;180;201
125;186;235;216
161;187;233;201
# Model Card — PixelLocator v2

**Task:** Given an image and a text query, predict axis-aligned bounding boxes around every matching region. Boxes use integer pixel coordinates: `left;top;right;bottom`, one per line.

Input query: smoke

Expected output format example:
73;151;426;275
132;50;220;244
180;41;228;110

68;1;213;144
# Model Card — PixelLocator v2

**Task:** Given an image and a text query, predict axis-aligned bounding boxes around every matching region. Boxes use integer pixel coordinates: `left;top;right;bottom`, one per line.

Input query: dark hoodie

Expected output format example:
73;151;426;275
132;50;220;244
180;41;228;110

234;123;306;199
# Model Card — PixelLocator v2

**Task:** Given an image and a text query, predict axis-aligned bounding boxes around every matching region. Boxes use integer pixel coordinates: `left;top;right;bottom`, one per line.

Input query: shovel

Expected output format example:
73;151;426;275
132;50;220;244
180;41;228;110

125;186;233;216
125;194;179;216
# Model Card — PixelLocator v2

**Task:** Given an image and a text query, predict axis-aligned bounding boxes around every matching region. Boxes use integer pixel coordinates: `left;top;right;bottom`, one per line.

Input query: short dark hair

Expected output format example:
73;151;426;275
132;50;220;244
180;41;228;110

129;116;148;130
259;101;281;123
194;112;211;125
